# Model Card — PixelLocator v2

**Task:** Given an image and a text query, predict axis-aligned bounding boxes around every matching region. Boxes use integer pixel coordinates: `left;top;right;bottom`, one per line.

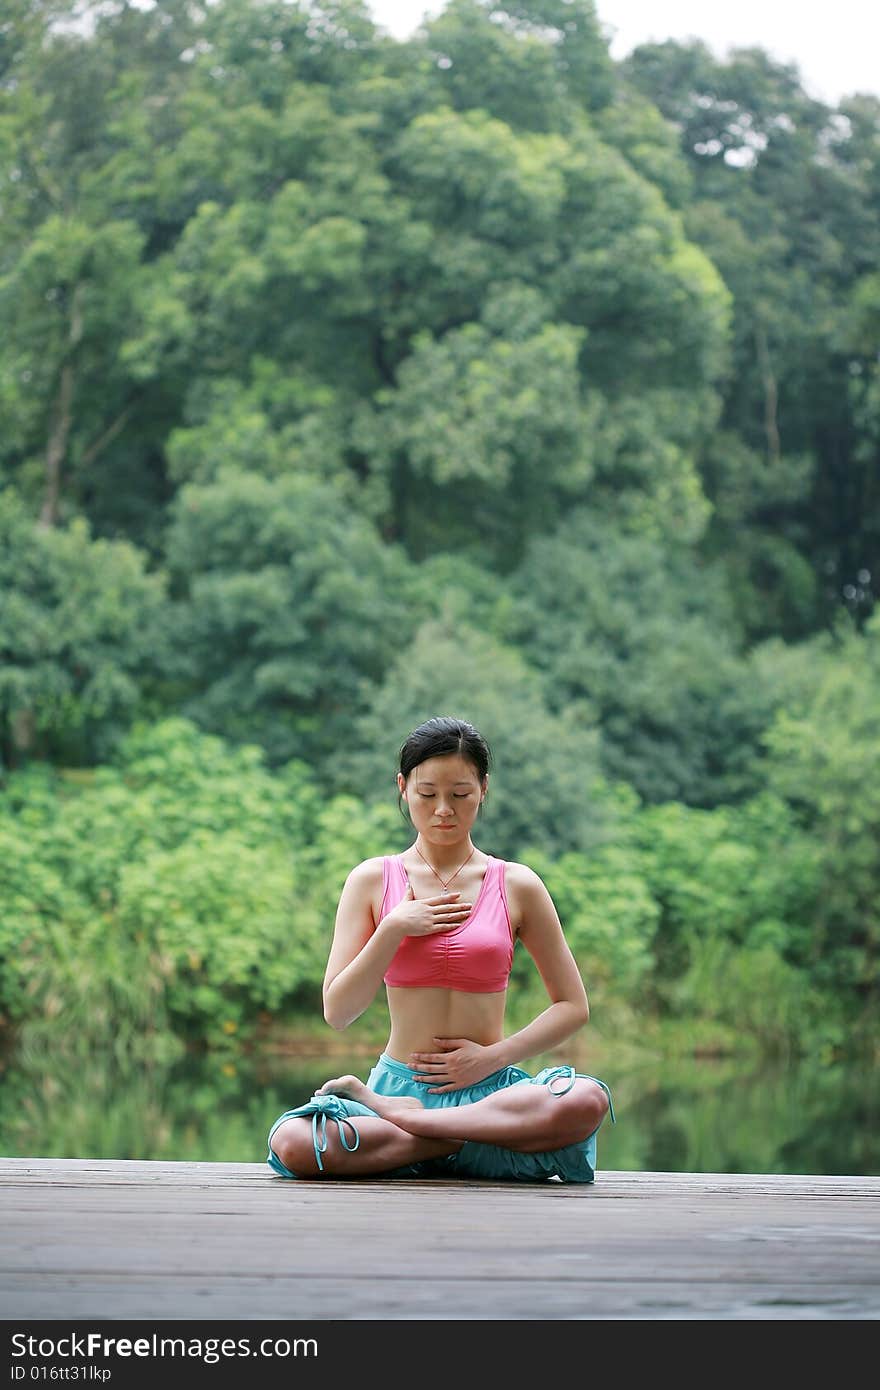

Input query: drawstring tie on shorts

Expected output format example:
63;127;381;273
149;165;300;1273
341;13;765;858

490;1062;579;1095
534;1064;616;1122
308;1095;362;1172
541;1064;577;1095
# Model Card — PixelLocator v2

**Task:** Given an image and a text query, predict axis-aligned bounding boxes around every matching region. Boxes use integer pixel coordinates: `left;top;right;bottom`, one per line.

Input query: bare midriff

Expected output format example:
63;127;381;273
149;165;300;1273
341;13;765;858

385;984;508;1064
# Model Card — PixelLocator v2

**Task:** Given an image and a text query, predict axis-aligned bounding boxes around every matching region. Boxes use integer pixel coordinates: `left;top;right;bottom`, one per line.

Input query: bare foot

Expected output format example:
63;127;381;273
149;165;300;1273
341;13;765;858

315;1073;371;1103
316;1074;424;1114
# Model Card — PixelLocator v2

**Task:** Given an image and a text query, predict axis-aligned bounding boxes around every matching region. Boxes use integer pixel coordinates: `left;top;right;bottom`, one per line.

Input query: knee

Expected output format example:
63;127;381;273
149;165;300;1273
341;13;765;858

558;1080;609;1142
269;1119;321;1179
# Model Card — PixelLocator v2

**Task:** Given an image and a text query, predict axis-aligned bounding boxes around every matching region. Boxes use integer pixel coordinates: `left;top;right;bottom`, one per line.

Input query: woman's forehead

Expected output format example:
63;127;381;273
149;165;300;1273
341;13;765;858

410;754;482;784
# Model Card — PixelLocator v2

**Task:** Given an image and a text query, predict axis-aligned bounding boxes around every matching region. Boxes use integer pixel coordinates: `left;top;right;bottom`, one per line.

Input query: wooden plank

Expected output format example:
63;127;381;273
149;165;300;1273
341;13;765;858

2;1158;878;1321
3;1157;878;1194
1;1272;876;1321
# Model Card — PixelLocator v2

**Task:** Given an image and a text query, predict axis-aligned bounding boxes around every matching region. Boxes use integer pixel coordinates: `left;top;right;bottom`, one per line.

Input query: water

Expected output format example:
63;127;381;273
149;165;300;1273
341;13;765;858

1;1039;877;1176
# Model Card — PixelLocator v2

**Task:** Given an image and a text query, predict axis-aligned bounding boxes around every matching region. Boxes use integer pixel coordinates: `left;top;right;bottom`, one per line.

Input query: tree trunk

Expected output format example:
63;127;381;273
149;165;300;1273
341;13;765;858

754;322;781;465
39;283;85;528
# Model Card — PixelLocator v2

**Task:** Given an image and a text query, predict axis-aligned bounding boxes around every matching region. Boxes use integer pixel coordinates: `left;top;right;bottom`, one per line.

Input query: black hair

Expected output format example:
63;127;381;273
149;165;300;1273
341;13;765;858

397;716;492;816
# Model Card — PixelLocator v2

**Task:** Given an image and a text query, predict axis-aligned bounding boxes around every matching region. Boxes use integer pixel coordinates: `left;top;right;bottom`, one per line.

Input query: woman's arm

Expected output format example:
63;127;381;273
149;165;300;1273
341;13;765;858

322;859;401;1030
489;861;590;1068
322;860;474;1029
410;863;591;1090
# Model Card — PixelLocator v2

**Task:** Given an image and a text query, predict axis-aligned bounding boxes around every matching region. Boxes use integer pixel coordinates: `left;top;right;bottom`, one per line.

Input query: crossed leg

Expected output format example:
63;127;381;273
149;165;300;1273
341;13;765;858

269;1072;609;1179
321;1073;609;1152
269;1101;461;1179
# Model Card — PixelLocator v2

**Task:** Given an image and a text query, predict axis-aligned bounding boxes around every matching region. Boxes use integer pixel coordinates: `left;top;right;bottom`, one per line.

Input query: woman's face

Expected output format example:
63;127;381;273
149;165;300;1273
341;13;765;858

398;754;486;843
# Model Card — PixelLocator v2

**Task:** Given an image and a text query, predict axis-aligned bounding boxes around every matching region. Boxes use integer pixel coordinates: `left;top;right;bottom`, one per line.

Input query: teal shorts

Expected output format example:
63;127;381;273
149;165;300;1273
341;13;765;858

267;1053;614;1184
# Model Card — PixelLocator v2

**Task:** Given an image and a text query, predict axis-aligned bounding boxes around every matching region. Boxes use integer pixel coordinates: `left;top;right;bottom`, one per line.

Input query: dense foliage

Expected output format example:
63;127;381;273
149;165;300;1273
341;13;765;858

1;0;878;1061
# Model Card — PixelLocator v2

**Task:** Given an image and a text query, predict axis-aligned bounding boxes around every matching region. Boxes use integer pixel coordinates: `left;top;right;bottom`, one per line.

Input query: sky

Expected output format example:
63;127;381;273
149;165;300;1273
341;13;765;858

365;1;880;108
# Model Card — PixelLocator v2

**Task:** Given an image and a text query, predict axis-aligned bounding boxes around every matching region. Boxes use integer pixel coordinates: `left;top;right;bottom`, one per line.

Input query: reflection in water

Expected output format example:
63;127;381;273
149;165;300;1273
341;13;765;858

598;1055;879;1177
1;1039;877;1176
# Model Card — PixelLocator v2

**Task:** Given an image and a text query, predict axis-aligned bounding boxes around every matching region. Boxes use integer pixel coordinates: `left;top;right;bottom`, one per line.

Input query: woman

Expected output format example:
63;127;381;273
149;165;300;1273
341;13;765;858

267;716;614;1182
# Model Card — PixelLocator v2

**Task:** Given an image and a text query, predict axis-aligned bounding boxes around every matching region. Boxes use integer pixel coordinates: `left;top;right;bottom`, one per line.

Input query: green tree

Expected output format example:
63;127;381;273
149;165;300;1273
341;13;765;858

623;40;880;634
0;489;169;769
634;792;824;1055
506;508;772;807
0;0;204;541
399;0;616;135
0;716;401;1047
757;610;880;1039
353;289;594;563
163;469;419;764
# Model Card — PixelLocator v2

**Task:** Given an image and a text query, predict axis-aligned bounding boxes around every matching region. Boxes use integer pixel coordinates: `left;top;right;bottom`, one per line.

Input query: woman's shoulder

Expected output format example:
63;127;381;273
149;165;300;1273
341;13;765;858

497;859;555;935
499;858;546;891
498;857;552;910
343;855;393;891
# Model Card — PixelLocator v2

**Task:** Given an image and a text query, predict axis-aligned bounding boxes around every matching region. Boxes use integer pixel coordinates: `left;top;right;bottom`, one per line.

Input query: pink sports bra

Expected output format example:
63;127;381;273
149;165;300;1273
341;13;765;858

381;854;514;993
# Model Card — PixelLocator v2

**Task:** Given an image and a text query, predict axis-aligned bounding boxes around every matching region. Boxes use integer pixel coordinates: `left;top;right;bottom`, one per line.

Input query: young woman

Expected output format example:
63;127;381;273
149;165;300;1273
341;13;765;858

267;716;614;1182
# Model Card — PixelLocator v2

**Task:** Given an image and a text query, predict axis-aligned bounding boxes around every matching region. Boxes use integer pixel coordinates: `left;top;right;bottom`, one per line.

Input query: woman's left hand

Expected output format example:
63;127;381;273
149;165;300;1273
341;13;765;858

410;1038;499;1092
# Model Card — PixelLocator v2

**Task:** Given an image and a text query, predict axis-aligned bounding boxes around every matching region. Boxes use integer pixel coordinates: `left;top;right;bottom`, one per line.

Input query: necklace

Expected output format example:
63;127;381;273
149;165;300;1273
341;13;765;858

413;841;476;892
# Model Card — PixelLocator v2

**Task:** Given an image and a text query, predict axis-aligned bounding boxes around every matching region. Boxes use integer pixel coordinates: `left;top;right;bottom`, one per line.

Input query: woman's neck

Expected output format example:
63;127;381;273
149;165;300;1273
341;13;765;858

412;834;478;875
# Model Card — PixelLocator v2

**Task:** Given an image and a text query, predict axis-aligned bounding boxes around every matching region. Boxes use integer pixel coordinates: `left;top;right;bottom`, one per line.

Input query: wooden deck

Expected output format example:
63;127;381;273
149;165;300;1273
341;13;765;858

2;1157;879;1321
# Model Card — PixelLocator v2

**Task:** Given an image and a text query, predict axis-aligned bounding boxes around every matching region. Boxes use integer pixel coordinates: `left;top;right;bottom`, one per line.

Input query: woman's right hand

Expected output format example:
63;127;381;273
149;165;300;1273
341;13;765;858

382;882;473;938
